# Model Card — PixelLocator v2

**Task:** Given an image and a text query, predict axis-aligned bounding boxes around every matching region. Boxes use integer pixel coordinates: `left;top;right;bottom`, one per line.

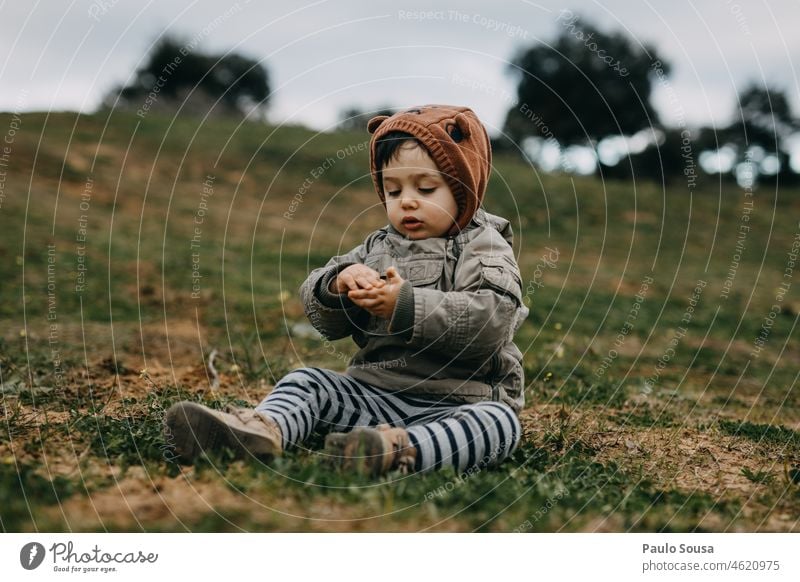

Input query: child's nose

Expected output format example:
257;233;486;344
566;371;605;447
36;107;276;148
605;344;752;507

400;193;419;208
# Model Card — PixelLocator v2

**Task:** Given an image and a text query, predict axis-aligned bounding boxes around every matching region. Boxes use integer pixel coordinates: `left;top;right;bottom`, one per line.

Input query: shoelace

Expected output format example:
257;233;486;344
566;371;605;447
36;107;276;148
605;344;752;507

225;406;272;429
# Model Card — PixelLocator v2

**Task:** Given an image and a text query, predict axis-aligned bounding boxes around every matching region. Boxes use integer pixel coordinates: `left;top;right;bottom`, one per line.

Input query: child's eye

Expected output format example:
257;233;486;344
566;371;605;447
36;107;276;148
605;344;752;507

386;190;400;197
418;187;436;194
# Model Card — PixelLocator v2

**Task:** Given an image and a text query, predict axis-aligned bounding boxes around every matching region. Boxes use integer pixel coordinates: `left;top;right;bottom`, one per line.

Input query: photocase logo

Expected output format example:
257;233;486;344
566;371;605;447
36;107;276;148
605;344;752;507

20;542;46;570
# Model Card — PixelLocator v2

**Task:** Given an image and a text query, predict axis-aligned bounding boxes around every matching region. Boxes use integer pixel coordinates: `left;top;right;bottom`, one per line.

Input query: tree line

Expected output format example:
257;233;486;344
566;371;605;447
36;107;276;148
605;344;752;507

495;16;798;187
107;24;798;186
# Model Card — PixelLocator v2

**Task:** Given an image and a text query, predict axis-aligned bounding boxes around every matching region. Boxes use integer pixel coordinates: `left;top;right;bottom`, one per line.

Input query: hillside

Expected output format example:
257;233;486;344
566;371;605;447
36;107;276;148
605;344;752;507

0;111;798;532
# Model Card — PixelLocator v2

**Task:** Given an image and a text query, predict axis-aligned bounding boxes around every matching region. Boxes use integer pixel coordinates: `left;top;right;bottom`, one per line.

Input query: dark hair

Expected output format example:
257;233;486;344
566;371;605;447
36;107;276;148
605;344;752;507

373;131;427;191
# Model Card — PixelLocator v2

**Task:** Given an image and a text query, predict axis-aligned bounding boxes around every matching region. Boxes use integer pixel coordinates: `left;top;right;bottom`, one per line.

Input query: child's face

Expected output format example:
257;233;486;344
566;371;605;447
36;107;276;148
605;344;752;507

382;142;458;240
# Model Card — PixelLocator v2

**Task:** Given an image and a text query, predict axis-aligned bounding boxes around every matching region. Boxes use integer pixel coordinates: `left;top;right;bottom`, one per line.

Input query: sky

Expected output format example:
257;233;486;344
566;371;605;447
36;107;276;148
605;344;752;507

1;0;798;139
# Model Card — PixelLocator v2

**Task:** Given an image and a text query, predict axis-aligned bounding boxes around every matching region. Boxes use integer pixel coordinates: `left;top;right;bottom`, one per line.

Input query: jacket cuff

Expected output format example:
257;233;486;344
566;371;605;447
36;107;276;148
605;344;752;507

388;281;415;339
316;263;357;309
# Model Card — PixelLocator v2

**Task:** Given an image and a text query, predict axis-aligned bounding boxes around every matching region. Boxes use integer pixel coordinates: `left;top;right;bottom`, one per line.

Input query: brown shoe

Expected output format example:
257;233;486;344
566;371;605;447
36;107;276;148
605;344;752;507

164;401;283;464
323;423;417;477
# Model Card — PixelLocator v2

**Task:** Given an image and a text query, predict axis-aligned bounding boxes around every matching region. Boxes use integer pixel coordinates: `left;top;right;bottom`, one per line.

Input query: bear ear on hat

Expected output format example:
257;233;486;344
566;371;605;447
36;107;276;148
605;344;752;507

367;115;390;134
453;113;473;139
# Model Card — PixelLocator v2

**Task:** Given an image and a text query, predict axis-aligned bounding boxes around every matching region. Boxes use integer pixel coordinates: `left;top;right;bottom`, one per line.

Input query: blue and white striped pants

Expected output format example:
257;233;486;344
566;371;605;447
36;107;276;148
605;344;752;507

255;367;521;474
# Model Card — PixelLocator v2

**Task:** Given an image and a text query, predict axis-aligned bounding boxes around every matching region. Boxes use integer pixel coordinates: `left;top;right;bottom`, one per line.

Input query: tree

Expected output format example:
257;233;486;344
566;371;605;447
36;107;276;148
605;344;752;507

692;86;799;186
105;36;270;118
732;85;797;143
337;106;394;132
718;85;798;184
503;15;670;153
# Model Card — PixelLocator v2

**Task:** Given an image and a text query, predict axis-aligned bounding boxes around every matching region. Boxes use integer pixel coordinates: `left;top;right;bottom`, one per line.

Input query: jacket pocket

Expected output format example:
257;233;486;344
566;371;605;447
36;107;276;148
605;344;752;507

399;255;444;288
479;255;523;305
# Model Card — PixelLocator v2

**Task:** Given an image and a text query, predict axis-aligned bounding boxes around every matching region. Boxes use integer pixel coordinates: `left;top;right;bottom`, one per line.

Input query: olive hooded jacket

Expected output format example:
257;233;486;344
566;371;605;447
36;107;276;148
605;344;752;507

300;208;529;414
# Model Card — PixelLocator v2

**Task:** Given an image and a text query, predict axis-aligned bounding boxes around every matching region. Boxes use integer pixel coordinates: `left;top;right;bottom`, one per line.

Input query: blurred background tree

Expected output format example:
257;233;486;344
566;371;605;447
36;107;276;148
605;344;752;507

104;36;271;119
337;105;395;132
499;16;799;186
697;85;800;187
502;17;669;156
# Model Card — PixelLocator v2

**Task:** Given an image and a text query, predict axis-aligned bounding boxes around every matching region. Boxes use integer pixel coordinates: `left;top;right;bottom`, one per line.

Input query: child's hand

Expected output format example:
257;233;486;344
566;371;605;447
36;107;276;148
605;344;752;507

347;266;404;319
331;264;385;294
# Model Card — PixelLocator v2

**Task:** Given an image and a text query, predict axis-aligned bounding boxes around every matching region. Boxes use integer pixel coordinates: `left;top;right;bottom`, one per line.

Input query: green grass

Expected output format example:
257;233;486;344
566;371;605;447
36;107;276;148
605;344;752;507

0;461;75;531
719;420;800;448
0;111;798;531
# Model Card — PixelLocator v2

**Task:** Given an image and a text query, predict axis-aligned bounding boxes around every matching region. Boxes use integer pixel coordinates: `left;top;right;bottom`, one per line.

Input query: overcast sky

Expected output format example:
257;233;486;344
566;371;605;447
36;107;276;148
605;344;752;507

1;0;798;135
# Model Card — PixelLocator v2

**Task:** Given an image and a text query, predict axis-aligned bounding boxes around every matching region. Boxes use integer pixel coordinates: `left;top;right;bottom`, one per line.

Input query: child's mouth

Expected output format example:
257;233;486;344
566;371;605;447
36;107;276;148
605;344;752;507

402;217;423;230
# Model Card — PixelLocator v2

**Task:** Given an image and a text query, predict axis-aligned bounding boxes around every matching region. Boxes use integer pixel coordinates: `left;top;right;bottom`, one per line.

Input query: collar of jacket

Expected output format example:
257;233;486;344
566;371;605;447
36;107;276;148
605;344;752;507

382;207;514;248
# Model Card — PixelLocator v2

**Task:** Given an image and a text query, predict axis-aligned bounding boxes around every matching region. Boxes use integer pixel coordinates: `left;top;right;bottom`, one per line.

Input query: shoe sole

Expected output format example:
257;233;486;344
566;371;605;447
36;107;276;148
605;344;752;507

164;402;279;465
323;429;384;477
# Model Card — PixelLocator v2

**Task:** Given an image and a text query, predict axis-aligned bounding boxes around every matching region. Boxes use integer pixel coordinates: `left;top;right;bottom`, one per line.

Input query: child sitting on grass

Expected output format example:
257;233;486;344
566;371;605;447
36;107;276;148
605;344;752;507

166;104;529;477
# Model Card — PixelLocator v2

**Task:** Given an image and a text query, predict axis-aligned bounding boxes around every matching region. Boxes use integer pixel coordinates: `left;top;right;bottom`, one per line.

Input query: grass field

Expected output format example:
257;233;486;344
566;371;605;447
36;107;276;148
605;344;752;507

0;110;798;532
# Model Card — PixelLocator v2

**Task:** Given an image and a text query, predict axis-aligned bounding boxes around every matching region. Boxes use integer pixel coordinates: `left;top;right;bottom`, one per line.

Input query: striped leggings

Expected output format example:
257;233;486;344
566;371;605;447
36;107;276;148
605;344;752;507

255;367;521;474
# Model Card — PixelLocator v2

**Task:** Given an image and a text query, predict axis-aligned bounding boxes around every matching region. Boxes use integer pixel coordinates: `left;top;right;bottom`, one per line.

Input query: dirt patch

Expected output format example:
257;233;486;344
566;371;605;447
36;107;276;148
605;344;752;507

519;403;799;531
39;465;461;532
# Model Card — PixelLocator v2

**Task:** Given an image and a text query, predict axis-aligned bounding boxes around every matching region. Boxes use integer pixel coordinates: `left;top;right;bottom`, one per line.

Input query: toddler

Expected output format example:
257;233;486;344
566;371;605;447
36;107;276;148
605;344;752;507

166;104;529;476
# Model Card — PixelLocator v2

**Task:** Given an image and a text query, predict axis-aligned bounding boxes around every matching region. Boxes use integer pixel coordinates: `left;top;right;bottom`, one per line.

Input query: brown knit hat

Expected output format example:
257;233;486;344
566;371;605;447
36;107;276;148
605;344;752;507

367;104;492;236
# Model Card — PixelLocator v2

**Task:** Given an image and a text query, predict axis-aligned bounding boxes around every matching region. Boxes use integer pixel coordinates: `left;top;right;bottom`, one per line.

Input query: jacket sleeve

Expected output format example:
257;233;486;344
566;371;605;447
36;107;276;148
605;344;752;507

299;237;372;341
397;230;528;361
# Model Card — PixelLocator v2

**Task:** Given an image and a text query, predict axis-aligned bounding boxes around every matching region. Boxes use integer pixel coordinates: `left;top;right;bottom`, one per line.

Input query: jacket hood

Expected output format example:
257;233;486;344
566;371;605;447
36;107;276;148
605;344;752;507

473;208;514;247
